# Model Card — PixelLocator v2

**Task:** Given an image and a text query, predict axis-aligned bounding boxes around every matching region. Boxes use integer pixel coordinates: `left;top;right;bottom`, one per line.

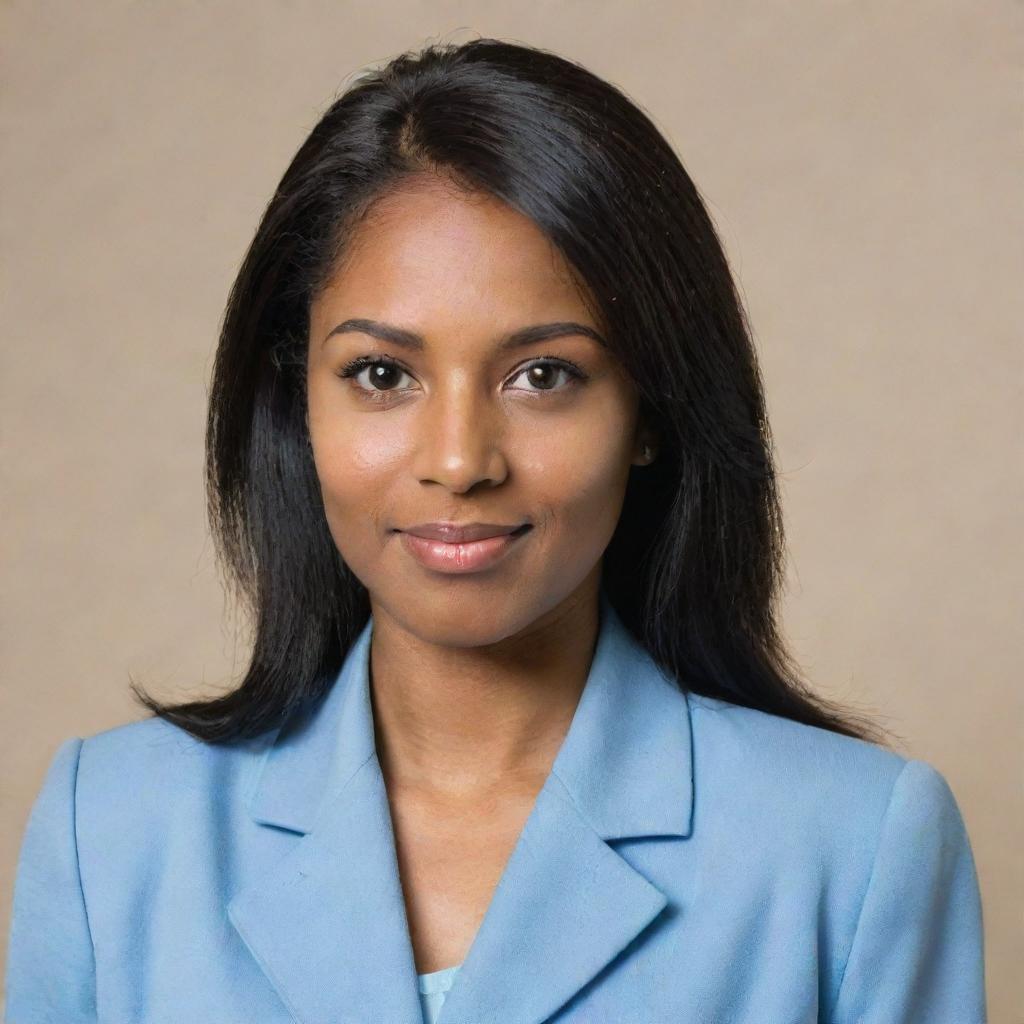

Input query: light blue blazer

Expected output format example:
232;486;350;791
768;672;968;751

5;592;987;1023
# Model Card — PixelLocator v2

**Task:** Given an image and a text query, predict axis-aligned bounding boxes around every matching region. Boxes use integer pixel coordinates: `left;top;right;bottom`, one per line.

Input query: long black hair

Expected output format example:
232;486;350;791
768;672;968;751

130;37;896;749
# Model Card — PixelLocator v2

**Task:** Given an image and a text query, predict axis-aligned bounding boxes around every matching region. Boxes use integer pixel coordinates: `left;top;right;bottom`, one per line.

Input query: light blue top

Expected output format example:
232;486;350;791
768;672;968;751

417;964;461;1024
5;589;987;1022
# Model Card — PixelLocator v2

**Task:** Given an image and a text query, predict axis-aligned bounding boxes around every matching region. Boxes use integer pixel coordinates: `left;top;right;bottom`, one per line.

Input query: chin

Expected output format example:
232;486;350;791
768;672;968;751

372;589;549;648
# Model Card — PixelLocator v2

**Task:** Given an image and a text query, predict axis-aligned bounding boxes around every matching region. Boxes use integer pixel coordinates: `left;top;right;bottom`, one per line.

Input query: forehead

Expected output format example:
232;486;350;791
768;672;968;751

314;177;594;323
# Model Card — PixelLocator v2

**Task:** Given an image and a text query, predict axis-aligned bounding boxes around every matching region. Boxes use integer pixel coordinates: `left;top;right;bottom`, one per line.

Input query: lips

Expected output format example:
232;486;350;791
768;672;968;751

397;524;532;574
399;522;530;543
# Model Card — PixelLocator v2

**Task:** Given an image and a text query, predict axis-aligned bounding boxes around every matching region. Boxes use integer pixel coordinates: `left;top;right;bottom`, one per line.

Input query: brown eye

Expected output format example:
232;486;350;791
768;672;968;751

336;355;415;395
507;358;587;393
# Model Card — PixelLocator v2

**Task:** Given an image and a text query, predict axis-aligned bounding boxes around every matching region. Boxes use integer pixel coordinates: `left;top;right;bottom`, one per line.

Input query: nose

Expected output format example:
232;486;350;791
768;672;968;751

412;375;509;493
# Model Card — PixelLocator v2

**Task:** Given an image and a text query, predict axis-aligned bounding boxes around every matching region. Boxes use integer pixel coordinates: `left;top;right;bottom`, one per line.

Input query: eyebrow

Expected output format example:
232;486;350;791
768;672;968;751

322;318;607;351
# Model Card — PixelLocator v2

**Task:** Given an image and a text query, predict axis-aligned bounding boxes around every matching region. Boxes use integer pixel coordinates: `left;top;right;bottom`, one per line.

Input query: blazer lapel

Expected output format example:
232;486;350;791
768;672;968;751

227;588;695;1024
227;615;424;1023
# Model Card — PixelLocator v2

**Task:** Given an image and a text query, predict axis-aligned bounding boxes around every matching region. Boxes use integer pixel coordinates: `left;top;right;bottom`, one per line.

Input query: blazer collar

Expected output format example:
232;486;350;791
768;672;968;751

229;589;695;1024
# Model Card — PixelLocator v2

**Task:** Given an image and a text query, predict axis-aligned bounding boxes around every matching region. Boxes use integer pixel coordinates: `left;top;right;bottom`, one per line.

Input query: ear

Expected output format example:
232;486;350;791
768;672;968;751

630;417;659;466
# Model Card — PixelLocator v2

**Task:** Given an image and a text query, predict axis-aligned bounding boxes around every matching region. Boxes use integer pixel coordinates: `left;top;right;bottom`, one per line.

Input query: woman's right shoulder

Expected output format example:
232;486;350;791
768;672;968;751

42;715;279;828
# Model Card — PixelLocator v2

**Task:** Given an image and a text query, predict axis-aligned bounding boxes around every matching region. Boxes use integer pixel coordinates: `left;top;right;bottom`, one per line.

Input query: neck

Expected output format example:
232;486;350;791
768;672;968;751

368;587;601;807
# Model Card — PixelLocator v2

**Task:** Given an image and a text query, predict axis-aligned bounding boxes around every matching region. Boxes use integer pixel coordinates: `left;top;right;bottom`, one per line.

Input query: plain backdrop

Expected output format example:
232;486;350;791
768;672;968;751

1;2;1020;1018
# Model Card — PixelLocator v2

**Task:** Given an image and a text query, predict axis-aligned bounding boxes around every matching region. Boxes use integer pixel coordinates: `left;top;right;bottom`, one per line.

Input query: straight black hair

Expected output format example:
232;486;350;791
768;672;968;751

131;37;897;750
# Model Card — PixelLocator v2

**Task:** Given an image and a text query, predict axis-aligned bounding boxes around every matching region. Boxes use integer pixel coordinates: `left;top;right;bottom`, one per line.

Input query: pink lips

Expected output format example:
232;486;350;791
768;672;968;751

397;524;531;574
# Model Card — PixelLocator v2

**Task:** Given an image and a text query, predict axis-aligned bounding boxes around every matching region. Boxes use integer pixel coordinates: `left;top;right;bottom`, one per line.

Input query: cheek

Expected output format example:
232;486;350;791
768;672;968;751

524;419;634;539
307;402;409;546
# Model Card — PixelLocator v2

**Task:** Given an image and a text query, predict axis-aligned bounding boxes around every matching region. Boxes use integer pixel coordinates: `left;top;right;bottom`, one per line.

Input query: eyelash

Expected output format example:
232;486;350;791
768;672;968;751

334;354;588;402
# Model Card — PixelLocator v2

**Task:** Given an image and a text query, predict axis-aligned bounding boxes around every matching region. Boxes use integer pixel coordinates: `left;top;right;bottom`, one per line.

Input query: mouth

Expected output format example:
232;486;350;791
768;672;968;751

396;522;532;542
397;524;533;574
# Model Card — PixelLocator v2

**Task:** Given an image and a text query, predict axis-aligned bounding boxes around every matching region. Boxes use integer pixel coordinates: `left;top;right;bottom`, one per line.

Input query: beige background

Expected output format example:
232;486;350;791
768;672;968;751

2;1;1019;1018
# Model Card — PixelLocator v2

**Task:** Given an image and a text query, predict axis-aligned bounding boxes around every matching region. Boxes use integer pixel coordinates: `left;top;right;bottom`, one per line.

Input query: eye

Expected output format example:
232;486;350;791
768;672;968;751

507;357;588;394
336;355;416;401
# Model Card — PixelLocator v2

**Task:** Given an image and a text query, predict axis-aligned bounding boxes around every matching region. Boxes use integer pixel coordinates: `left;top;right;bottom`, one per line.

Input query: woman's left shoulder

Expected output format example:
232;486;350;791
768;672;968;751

684;691;967;844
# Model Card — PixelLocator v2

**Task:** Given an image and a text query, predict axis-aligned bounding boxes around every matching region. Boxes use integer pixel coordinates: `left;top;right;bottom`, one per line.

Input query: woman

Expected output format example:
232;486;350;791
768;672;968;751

5;38;986;1024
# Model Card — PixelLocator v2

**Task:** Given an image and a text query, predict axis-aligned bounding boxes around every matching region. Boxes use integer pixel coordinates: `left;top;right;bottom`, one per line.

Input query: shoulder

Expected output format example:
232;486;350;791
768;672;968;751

686;690;907;782
684;692;962;850
67;714;276;828
683;692;981;995
13;715;267;900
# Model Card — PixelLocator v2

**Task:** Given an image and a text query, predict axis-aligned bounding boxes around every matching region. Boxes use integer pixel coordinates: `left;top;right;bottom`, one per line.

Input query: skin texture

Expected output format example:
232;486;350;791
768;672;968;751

305;174;657;970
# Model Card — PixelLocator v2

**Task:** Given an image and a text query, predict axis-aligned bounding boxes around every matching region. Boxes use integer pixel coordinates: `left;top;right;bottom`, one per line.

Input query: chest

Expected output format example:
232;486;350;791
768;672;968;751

385;783;541;974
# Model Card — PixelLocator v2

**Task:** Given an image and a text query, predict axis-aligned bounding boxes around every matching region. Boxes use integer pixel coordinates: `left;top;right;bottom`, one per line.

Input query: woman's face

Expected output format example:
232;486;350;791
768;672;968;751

306;176;653;645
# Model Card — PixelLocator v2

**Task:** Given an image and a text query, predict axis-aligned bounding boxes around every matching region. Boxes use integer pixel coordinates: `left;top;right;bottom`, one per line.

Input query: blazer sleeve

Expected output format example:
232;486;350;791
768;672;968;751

4;737;97;1024
830;757;987;1024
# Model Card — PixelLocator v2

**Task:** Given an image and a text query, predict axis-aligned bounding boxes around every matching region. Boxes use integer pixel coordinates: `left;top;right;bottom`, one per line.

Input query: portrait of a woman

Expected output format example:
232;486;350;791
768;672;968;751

5;37;987;1024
